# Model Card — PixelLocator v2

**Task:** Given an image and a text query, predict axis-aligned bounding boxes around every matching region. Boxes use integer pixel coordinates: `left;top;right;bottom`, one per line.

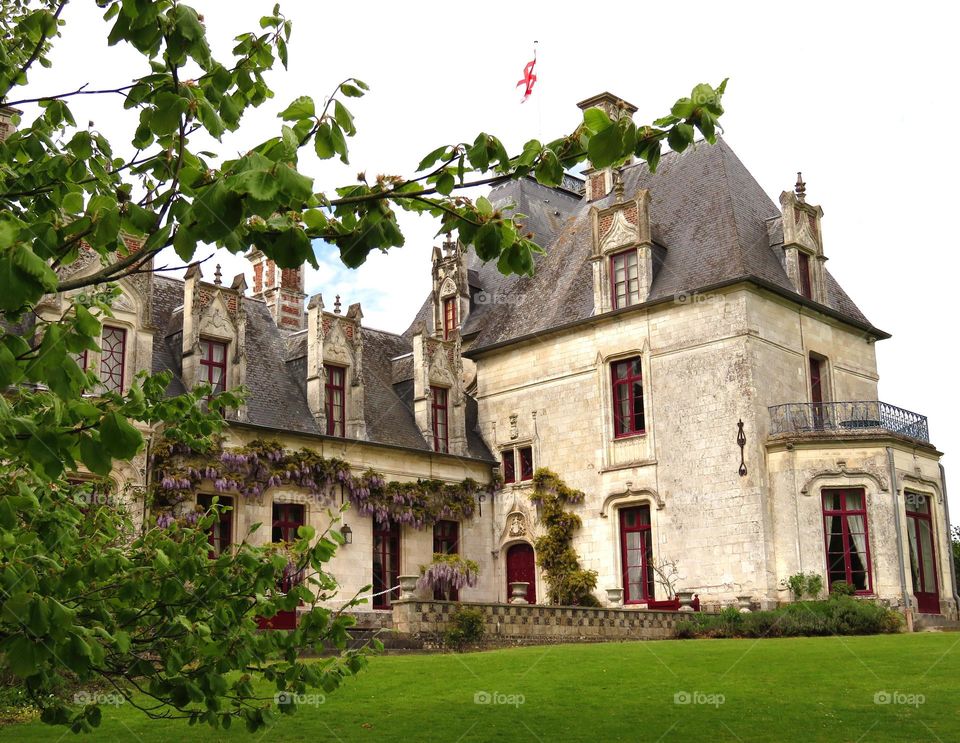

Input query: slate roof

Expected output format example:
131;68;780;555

408;138;883;353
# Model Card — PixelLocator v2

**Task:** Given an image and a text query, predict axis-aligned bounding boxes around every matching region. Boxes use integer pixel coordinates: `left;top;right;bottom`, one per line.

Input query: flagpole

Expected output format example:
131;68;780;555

535;40;542;140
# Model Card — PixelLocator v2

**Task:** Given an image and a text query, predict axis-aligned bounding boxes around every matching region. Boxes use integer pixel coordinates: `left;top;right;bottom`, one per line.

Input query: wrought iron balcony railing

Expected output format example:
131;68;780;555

768;400;929;443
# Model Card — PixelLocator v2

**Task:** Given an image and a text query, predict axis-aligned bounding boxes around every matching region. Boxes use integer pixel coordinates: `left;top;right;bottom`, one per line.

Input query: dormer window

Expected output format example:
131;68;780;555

99;326;127;393
199;338;227;397
325;365;346;437
443;297;458;340
431;386;449;453
798;251;813;300
611;249;640;309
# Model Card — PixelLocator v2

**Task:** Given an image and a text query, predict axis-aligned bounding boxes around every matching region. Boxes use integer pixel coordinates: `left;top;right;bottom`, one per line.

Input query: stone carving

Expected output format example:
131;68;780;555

508;512;526;538
509;414;519;440
800;463;889;495
323;321;352;365
600;209;638;252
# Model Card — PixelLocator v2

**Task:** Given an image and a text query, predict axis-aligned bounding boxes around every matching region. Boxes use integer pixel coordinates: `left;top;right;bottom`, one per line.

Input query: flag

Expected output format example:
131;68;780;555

516;47;537;103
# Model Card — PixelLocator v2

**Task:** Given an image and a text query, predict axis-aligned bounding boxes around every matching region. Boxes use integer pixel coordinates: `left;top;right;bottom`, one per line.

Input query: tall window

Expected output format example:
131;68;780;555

612;356;645;437
433;520;460;601
502;450;516;484
373;520;401;609
431;386;448;453
822;488;872;593
272;503;306;593
611;249;640;309
443;297;458;340
99;326;127;393
197;494;233;557
798;251;813;299
199;339;227;397
519;446;534;481
325;365;345;437
620;505;654;603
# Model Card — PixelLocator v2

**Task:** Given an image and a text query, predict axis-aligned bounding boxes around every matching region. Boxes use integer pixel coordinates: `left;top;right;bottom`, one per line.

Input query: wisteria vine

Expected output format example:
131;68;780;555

152;438;490;528
418;553;481;594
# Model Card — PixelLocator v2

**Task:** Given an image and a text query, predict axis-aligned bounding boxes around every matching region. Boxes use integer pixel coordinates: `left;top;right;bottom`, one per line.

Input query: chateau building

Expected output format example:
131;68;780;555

23;93;955;620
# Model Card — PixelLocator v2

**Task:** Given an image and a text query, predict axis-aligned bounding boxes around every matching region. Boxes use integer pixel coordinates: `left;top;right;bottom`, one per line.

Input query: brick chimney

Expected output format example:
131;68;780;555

577;92;637;202
247;249;306;331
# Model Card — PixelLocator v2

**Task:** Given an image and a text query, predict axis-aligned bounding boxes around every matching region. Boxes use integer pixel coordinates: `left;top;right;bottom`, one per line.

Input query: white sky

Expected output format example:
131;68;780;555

18;1;959;501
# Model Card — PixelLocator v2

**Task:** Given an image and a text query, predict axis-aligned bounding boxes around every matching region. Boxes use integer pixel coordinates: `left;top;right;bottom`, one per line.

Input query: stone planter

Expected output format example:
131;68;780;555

509;581;530;604
677;590;695;612
737;594;753;613
606;588;624;607
398;575;419;601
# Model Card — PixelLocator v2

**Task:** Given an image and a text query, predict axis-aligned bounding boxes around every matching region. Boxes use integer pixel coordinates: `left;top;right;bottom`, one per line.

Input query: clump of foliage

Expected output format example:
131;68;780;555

951;525;960;591
785;572;824;600
830;580;857;597
530;469;599;607
444;606;485;651
675;597;902;639
418;554;480;599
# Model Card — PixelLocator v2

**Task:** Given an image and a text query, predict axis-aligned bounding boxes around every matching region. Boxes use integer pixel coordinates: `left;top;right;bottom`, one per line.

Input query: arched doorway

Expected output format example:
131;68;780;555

506;543;537;604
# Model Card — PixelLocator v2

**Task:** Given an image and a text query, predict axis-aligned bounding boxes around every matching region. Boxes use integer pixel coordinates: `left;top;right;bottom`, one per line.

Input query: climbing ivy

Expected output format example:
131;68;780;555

152;437;488;528
530;468;599;606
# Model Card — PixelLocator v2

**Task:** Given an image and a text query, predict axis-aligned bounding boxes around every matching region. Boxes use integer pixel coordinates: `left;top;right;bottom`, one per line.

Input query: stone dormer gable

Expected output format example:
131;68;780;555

411;324;466;455
181;264;248;421
431;233;469;340
779;173;826;304
305;294;366;439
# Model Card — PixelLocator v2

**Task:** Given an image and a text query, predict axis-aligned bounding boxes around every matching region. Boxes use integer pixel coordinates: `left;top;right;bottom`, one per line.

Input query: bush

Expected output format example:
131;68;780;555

444;606;486;650
830;580;856;597
786;572;825;600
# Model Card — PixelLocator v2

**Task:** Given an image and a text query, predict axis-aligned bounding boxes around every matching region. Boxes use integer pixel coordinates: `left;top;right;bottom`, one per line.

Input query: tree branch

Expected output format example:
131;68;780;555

3;81;137;108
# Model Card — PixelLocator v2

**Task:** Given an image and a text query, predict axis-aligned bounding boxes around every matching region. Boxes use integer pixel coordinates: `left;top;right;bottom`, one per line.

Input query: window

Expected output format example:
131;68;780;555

611;249;640;309
373;520;401;609
199;339;227;397
612;356;645;437
99;326;127;393
325;365;345;437
272;502;306;593
502;450;516;484
798;251;813;299
74;350;88;372
822;488;872;593
197;494;233;557
433;520;460;601
431;386;449;453
519;446;534;481
809;354;825;429
443;297;458;340
620;505;654;603
905;492;940;613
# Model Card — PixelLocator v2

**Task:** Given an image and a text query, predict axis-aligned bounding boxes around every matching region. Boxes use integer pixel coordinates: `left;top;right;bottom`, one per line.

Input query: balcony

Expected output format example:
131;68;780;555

768;401;930;444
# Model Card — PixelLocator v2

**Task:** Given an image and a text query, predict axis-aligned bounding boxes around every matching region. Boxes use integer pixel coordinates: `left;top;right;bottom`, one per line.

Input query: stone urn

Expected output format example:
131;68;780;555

736;594;753;613
398;575;419;601
677;590;695;612
508;581;530;604
606;588;624;607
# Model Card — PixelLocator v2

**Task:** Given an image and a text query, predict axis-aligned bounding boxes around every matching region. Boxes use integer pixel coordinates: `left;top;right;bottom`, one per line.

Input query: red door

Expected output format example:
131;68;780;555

258;503;305;630
373;520;401;609
905;494;941;614
506;543;536;604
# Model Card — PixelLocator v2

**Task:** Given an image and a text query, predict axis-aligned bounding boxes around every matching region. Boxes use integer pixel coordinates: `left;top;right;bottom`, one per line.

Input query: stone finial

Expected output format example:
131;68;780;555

307;292;324;311
613;168;625;202
333;295;342;314
230;273;247;293
213;264;222;286
184;262;201;281
795;172;806;202
346;302;363;322
443;232;456;255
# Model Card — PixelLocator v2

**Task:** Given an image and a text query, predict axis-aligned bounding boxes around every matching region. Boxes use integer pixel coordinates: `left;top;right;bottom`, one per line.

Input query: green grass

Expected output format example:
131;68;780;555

4;633;960;741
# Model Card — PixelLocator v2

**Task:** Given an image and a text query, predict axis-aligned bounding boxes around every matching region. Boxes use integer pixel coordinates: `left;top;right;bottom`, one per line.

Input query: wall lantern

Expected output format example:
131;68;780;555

340;524;353;544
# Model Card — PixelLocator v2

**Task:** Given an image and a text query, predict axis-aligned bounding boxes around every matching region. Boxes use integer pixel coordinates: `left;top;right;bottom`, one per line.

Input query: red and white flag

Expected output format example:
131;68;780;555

516;44;537;103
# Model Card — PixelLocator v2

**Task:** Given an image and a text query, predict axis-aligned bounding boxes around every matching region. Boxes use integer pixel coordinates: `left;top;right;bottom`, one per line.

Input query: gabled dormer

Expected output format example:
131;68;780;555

410;324;466;456
431;233;469;340
780;173;826;304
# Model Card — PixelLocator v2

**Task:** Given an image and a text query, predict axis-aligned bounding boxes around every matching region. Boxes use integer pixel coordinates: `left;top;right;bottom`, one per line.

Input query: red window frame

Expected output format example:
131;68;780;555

272;502;306;593
502;450;516;484
373;520;401;609
432;520;460;601
519;446;533;481
798;251;813;299
197;494;233;557
199;338;227;397
99;325;127;393
325;365;346;437
443;297;458;340
619;505;654;604
821;488;873;594
612;357;645;437
610;249;640;309
431;386;449;453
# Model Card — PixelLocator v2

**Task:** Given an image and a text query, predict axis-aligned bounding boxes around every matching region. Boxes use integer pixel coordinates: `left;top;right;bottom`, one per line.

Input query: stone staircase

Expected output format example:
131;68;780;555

913;613;960;632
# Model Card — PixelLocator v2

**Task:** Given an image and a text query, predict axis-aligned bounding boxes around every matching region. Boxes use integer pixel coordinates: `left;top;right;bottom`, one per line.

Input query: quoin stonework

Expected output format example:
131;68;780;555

26;92;955;626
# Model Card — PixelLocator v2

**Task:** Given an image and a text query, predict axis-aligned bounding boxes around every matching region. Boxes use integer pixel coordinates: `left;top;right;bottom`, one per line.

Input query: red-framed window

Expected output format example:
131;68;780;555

809;355;824;405
502;450;516;484
519;446;533;481
99;326;127;393
431;386;449;453
433;520;460;601
798;251;813;299
612;356;645;437
611;249;640;309
197;494;233;557
325;365;346;437
443;297;458;340
620;505;654;603
199;338;227;397
822;488;872;594
272;502;306;593
373;520;401;609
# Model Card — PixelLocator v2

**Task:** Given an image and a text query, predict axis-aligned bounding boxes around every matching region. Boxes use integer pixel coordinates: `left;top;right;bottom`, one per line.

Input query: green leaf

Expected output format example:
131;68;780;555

333;101;355;136
314;123;335;160
275;165;314;202
74;305;101;337
534;149;562;188
279;96;315;121
583;107;612;134
62;191;84;214
418;145;448;172
339;83;364;98
667;123;694;153
80;433;113;476
476;196;493;218
436;172;454;196
225;169;278;201
100;412;142;459
587;124;624;169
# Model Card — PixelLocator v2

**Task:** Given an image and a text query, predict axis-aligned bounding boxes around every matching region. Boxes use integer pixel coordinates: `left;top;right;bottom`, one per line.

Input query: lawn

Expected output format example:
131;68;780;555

3;633;960;742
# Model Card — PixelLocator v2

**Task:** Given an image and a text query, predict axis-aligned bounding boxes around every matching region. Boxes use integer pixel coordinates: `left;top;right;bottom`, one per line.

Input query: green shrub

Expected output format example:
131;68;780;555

830;580;856;597
786;572;825;600
444;606;485;650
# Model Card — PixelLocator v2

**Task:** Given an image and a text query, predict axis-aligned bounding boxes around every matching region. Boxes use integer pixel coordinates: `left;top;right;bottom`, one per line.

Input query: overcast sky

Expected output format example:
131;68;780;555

18;1;959;501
